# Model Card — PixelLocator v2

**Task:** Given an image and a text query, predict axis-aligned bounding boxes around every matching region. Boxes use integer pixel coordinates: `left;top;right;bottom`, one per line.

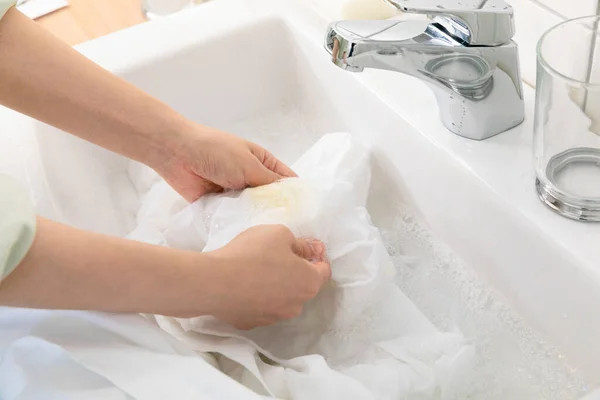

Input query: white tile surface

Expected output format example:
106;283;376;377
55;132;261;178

511;0;599;87
511;0;565;86
537;0;597;19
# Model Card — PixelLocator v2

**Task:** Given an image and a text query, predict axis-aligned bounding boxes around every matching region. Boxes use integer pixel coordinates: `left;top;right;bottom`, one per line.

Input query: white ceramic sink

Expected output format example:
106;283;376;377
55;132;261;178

0;0;599;397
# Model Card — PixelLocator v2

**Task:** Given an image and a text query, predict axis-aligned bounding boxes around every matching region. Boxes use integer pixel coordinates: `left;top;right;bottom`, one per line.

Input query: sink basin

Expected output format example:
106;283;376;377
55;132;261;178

0;0;598;397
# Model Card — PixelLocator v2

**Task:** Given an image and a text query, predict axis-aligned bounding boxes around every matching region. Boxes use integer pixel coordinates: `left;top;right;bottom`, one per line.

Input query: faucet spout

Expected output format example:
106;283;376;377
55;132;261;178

324;19;525;140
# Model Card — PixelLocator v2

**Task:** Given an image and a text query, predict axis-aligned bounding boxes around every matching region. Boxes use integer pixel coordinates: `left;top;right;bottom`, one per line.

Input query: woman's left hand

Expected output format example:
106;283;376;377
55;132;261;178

0;9;294;204
153;123;297;202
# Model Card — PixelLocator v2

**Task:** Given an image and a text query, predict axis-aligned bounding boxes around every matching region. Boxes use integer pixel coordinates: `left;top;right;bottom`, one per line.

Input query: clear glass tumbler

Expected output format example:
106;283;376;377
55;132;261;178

535;16;600;221
142;0;195;20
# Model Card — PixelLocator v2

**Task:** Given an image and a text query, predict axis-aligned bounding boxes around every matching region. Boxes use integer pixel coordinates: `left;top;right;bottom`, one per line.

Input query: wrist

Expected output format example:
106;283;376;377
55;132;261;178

141;115;218;175
154;250;225;318
136;111;193;169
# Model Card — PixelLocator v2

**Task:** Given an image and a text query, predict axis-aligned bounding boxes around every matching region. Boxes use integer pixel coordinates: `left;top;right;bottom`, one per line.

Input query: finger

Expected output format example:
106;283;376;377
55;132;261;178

250;145;297;178
245;157;284;187
263;151;297;178
312;259;332;285
292;238;326;262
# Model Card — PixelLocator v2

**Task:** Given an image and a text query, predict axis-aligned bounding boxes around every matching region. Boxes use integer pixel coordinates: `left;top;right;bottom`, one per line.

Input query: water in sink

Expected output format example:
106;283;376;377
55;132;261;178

211;103;594;399
222;95;344;167
376;205;592;399
30;96;594;398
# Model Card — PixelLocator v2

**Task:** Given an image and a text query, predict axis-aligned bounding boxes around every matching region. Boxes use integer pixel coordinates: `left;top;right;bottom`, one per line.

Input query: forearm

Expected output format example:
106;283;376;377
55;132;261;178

0;217;216;316
0;7;190;166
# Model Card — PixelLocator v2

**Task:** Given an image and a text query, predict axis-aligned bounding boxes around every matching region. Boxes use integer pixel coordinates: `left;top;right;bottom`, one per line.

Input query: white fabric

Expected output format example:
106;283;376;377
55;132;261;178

581;388;600;400
0;308;265;399
130;133;476;399
0;132;474;398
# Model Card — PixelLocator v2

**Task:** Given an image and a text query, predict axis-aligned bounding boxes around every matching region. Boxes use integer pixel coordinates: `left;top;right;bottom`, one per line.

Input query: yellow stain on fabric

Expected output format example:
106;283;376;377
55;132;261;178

247;179;311;218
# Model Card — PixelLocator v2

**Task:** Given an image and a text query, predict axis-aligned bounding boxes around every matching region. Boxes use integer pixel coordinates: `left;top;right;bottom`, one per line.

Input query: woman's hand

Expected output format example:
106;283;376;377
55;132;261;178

154;124;296;202
0;9;330;326
197;225;331;330
0;9;294;205
0;220;330;331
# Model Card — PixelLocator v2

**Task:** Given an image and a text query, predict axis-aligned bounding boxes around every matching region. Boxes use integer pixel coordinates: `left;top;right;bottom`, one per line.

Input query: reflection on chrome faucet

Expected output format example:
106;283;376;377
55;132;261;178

324;0;525;140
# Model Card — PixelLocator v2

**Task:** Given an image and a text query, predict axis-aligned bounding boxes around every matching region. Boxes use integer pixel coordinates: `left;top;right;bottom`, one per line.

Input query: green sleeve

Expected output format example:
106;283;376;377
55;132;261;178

0;2;36;279
0;1;16;19
0;174;36;280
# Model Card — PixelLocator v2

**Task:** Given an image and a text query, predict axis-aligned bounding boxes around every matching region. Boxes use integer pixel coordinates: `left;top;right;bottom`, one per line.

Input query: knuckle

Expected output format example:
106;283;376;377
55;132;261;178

273;224;289;232
267;224;292;239
275;224;293;238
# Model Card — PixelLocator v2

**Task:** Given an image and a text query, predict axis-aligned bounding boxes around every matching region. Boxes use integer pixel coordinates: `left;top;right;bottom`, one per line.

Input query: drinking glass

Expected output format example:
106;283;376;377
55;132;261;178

534;16;600;221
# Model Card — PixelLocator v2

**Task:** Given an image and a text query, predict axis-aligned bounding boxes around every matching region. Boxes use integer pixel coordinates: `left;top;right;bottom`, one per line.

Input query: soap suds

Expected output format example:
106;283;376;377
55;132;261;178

378;205;594;399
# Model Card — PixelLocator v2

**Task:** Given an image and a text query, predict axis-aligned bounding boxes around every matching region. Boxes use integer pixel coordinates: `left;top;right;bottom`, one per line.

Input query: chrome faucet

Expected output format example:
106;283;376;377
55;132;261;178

324;0;525;140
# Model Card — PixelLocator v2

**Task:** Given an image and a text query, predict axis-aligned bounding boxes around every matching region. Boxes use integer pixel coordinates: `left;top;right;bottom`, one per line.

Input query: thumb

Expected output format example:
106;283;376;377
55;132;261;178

311;260;332;285
246;157;284;187
293;238;327;263
293;238;331;285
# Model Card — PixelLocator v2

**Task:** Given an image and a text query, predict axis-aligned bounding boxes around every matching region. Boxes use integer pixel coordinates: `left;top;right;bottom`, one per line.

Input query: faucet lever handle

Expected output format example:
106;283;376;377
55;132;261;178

386;0;515;46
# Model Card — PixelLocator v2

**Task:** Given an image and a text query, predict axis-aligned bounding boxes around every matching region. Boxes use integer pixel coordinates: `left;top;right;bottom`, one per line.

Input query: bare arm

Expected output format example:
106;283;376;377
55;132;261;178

0;217;217;316
0;8;328;327
0;6;185;167
0;6;294;201
0;7;207;315
0;219;329;327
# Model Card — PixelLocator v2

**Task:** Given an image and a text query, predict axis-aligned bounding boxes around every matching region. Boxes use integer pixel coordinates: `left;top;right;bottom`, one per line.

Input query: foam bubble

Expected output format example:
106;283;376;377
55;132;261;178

378;204;594;400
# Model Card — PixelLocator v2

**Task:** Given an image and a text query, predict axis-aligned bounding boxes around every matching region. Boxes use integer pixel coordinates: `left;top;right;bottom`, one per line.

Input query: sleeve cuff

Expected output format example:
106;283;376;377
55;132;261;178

0;174;37;280
0;1;17;20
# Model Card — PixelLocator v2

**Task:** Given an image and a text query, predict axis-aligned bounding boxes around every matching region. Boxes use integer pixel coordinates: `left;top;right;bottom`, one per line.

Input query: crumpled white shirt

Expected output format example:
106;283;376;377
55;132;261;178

129;132;476;400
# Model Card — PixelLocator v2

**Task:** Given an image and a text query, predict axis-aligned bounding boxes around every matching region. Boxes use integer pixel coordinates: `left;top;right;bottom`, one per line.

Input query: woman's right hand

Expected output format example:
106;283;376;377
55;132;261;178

0;219;329;331
195;225;331;330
